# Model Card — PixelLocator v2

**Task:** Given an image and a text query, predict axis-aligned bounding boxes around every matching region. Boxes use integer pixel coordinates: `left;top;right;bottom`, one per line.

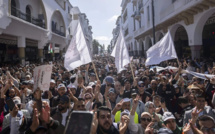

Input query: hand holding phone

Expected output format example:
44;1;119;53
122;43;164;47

6;99;15;111
64;111;93;134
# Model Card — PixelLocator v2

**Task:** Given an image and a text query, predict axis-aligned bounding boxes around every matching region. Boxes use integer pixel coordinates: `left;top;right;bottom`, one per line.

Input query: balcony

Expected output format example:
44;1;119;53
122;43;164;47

11;6;45;29
134;26;145;38
52;28;65;37
131;11;141;21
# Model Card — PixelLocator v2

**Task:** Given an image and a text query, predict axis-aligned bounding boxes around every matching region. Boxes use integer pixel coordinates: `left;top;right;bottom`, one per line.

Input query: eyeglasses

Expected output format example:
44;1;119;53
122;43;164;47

201;127;215;133
151;83;157;85
141;118;151;122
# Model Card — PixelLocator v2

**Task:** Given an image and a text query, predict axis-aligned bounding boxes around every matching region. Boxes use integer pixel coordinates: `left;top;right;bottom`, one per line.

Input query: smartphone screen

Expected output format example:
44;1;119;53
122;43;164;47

6;99;15;111
37;99;42;112
64;111;93;134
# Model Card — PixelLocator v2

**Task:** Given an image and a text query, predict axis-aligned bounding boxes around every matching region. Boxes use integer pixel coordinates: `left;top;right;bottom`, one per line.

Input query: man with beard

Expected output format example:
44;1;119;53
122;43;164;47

50;83;67;107
49;79;58;97
51;95;72;127
96;106;119;134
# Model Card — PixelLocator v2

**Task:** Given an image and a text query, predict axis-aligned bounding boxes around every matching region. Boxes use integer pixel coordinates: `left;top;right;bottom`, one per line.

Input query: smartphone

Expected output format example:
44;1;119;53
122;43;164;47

64;111;93;134
6;99;15;111
37;99;42;112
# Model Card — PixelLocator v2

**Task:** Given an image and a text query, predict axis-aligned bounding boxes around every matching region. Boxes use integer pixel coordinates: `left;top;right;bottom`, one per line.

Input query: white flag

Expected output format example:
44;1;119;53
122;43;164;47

64;20;92;71
145;31;178;66
111;29;130;73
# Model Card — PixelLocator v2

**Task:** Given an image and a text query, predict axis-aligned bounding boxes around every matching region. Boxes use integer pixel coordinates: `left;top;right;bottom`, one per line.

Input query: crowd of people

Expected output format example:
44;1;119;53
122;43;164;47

1;56;215;134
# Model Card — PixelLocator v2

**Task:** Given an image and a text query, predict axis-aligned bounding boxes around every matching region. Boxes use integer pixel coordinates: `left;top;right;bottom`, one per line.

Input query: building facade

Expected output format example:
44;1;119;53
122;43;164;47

111;0;215;59
0;0;92;63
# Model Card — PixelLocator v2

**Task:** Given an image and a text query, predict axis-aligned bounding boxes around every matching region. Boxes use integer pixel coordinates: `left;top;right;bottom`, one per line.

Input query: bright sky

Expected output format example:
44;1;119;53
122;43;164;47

70;0;122;49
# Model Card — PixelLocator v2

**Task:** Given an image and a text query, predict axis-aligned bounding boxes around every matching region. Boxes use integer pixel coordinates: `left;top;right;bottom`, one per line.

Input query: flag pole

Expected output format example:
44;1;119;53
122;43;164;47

92;61;99;81
129;60;135;79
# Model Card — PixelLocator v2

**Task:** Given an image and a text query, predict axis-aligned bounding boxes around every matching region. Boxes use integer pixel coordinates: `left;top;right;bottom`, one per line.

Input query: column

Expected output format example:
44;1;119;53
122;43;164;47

51;43;55;61
38;48;43;63
190;45;201;59
18;36;26;64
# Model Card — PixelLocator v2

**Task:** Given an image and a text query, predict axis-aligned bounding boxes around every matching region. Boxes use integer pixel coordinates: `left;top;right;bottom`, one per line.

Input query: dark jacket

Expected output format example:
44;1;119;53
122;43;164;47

50;107;73;134
96;124;119;134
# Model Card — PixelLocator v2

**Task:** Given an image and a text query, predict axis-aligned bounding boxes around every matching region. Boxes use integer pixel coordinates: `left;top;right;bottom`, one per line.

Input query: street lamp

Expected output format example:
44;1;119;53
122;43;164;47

152;0;156;45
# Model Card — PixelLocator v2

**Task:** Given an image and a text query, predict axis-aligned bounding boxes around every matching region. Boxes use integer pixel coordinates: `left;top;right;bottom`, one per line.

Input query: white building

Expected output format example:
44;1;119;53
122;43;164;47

112;0;215;59
0;0;93;63
110;16;121;50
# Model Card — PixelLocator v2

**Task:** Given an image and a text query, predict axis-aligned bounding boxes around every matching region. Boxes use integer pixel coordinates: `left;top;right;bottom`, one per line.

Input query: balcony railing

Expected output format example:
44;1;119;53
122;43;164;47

11;6;45;29
52;29;65;37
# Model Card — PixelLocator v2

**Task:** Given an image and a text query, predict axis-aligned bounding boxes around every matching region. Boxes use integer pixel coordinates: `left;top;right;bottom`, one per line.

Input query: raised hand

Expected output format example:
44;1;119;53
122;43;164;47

115;99;124;111
119;115;130;134
210;76;215;85
41;102;51;124
30;108;39;132
191;107;203;123
145;122;155;134
90;111;98;134
183;122;191;134
47;91;53;99
9;105;18;117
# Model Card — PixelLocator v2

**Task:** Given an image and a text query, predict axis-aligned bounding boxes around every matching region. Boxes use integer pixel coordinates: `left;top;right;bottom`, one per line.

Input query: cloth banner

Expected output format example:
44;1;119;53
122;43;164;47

145;31;178;66
111;29;130;73
64;20;92;71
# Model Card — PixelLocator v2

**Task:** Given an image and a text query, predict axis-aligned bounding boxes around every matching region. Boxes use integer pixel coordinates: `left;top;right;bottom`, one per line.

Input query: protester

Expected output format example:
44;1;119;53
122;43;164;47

1;55;215;134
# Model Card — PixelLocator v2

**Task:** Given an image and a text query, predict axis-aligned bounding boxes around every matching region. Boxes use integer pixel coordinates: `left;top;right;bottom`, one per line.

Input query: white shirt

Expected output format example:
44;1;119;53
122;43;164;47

61;109;69;126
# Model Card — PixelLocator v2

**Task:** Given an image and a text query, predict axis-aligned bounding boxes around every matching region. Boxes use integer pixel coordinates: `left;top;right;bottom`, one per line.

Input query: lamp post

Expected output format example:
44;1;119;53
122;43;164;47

152;0;156;45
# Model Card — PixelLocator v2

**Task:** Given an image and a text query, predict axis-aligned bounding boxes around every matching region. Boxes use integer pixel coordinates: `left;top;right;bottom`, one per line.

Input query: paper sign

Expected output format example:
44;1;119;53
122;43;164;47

33;65;52;91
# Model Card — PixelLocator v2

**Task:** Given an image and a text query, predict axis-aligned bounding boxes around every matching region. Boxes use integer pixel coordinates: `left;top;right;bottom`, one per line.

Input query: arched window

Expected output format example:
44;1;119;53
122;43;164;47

26;6;31;22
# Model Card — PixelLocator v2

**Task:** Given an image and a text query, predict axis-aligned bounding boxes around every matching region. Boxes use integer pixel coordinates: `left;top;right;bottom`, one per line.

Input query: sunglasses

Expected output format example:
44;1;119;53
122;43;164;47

139;85;145;87
141;118;151;122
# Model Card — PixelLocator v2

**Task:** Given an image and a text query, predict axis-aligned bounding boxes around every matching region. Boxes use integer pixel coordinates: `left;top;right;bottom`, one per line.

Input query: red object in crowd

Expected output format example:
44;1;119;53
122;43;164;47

0;112;4;132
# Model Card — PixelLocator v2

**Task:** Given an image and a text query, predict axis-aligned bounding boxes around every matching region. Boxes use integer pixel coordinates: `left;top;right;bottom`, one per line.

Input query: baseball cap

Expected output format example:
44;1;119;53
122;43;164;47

67;84;77;90
70;74;76;79
57;83;66;90
162;112;175;122
158;128;173;134
123;98;130;103
88;82;96;87
105;76;114;84
59;95;69;104
108;88;116;94
131;89;137;96
121;109;130;117
28;80;34;85
13;97;21;105
138;81;145;86
50;79;56;84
